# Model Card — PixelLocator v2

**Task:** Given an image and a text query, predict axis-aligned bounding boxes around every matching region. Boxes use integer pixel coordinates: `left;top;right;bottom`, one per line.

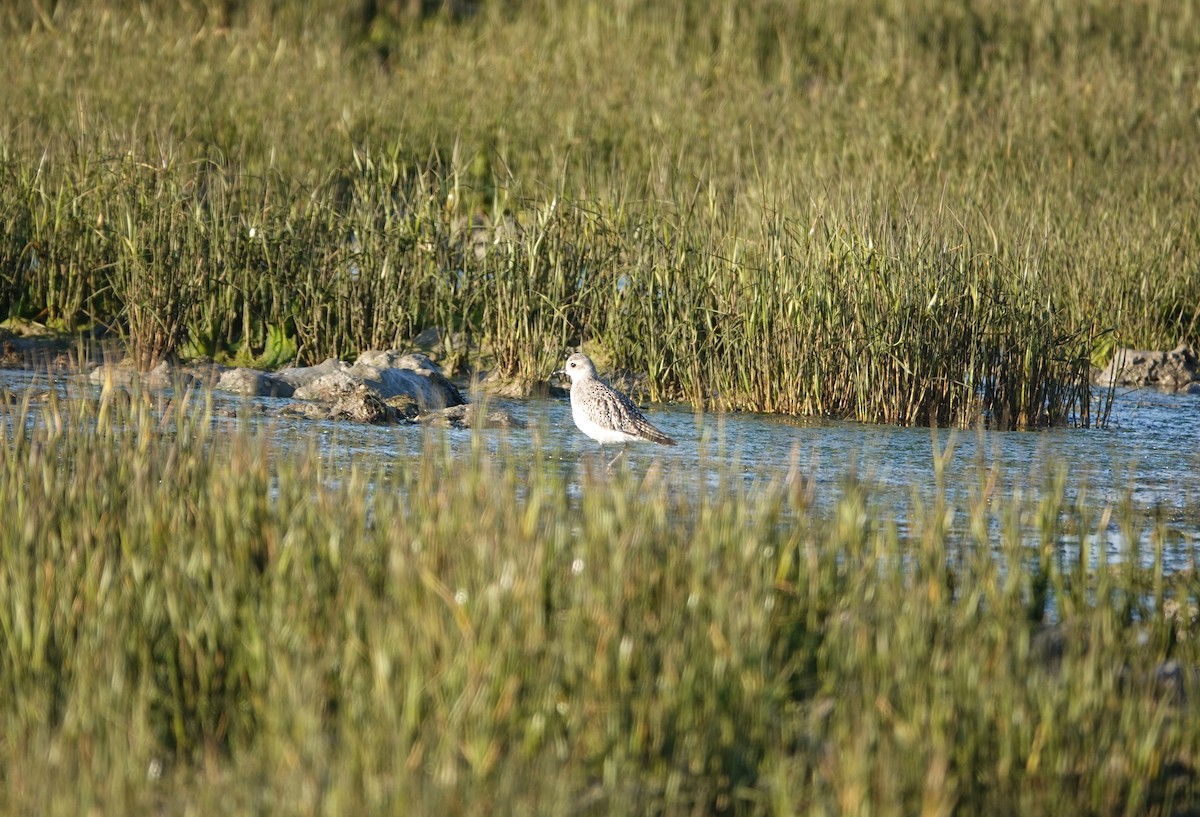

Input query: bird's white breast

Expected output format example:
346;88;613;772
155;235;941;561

571;407;643;443
570;390;644;443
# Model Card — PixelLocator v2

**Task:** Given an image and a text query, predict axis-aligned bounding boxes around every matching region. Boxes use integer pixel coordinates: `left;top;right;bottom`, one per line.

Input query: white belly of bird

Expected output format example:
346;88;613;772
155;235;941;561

570;403;646;444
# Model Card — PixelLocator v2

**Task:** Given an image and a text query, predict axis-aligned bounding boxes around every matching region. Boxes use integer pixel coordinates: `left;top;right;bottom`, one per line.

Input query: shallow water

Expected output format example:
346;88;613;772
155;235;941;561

538;387;1200;571
4;368;1198;570
221;382;1200;572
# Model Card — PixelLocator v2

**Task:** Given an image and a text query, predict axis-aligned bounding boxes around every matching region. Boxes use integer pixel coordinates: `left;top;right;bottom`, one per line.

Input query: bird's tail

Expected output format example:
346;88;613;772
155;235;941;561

639;422;676;446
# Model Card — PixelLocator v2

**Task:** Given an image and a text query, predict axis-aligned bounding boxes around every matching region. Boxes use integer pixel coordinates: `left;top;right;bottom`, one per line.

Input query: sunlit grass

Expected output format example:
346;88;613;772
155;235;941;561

0;380;1196;815
2;2;1198;812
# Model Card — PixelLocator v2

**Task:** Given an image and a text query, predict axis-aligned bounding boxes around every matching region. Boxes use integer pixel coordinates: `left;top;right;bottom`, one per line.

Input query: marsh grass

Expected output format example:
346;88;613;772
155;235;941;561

2;0;1198;425
0;380;1197;815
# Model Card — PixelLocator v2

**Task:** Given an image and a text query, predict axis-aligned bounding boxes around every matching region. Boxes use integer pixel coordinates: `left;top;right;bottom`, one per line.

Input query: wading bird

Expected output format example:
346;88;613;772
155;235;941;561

554;352;676;467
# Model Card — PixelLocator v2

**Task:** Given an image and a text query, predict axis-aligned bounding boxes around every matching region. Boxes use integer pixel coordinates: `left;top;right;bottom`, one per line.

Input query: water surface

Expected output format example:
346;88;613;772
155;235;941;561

4;369;1198;570
260;382;1200;572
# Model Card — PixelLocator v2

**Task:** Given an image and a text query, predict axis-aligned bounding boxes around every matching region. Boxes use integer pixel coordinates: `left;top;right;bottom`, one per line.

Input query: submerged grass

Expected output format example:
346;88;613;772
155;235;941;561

2;0;1199;426
0;381;1197;815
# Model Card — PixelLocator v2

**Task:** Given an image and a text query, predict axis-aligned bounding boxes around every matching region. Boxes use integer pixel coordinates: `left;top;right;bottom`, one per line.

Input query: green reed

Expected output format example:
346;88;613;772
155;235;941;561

0;381;1196;815
1;0;1198;425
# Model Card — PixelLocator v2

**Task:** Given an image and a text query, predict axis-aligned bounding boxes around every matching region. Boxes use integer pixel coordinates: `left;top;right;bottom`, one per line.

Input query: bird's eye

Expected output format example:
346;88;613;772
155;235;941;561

569;362;575;368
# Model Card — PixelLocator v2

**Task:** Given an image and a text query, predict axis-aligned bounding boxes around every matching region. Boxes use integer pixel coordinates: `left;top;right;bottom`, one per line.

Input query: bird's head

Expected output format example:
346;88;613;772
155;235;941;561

553;352;596;384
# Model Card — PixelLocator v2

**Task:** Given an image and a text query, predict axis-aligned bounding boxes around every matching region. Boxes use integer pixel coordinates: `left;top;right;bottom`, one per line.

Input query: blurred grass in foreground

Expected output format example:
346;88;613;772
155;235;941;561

0;379;1197;815
2;0;1198;426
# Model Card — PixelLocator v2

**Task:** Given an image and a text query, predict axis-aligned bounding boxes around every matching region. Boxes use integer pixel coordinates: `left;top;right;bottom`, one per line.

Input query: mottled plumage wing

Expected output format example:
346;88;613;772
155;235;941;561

583;379;676;445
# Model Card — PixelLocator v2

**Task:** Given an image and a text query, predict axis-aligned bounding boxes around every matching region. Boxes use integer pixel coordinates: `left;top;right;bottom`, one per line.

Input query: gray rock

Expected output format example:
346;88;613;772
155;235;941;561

1095;344;1199;391
291;369;361;402
385;393;421;422
277;351;464;410
275;358;351;391
88;359;199;390
330;387;391;424
142;360;176;389
215;367;295;398
278;386;393;424
419;403;525;430
277;402;336;421
350;350;464;408
88;361;137;388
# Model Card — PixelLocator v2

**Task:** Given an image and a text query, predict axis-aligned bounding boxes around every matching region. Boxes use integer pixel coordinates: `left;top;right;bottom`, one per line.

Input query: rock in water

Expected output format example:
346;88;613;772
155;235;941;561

1095;344;1199;392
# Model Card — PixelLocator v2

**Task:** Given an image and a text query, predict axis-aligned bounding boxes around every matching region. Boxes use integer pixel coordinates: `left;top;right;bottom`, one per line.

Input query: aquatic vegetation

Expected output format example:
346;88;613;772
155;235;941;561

1;1;1198;426
0;382;1196;815
3;3;1198;812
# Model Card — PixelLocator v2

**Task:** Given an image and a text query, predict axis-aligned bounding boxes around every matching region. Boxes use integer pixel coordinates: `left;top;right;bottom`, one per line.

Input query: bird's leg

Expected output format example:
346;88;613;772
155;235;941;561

606;444;627;470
